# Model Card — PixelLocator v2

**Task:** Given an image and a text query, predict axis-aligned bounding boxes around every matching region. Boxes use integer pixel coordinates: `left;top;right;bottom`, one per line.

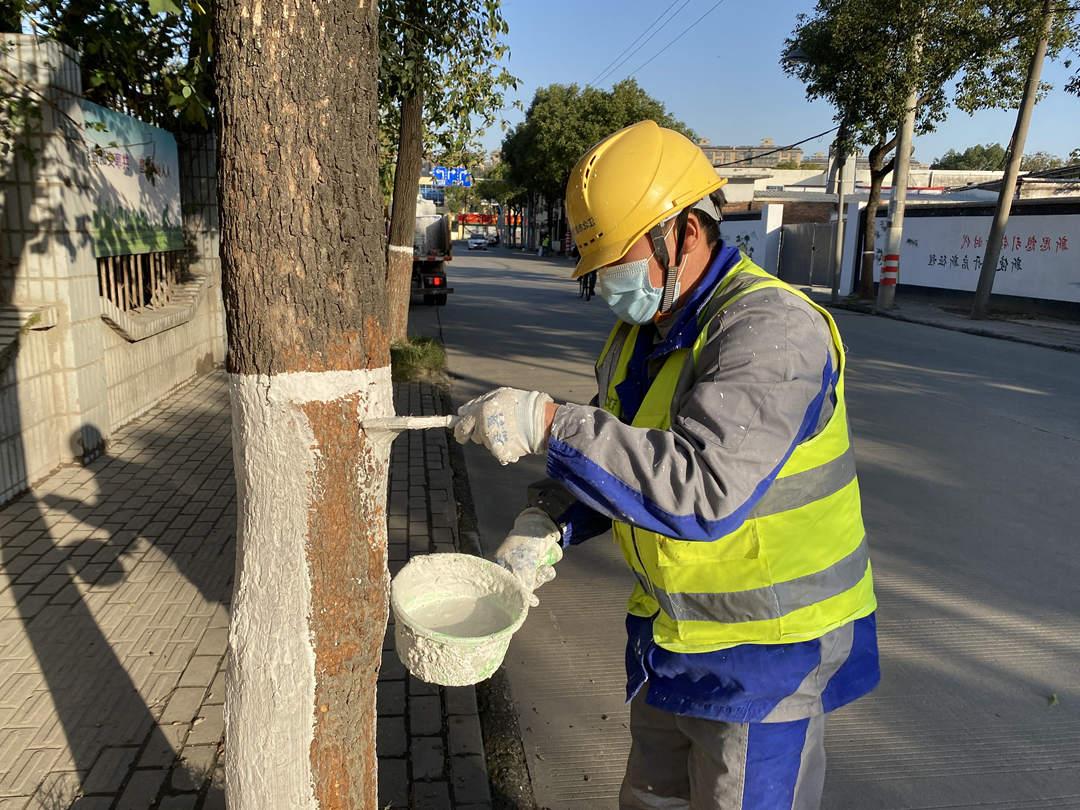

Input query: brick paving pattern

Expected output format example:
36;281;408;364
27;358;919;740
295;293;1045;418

379;383;491;810
0;372;489;809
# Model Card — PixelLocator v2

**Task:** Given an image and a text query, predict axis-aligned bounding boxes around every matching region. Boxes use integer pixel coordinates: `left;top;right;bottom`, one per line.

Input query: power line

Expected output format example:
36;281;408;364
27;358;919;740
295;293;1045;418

710;126;841;168
594;0;694;87
625;0;730;80
586;0;688;87
587;0;693;88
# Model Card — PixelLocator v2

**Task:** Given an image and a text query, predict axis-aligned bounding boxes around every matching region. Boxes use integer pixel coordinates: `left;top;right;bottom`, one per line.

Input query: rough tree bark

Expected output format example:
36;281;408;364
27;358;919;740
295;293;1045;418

386;88;424;343
858;137;896;300
216;2;391;808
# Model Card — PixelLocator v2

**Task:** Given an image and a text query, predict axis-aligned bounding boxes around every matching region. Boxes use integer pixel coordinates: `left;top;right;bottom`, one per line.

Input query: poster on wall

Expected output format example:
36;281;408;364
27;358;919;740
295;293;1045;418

80;100;184;258
720;219;764;262
873;213;1080;303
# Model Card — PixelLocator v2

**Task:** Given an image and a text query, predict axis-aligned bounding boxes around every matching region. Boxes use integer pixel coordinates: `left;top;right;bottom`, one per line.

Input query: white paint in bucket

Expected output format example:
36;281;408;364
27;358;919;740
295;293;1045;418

391;553;529;686
406;595;516;637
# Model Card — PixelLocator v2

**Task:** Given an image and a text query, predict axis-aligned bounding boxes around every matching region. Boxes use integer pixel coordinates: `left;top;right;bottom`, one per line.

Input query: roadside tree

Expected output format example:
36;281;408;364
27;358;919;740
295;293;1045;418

216;1;392;808
1019;150;1067;171
10;0;213;130
475;162;525;245
785;0;1077;299
502;79;694;244
381;0;516;343
932;143;1008;170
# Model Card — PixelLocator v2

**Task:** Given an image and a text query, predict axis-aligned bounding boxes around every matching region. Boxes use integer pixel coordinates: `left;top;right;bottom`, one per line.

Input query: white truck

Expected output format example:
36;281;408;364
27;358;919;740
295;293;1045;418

412;198;453;306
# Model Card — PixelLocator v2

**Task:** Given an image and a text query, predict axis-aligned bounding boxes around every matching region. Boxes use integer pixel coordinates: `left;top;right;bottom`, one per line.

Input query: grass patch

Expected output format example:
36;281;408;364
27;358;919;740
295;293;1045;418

391;336;448;383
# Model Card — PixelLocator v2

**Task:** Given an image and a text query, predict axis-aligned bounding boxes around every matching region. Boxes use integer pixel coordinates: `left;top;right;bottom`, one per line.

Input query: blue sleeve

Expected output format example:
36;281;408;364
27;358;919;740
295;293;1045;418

526;478;609;547
556;500;611;547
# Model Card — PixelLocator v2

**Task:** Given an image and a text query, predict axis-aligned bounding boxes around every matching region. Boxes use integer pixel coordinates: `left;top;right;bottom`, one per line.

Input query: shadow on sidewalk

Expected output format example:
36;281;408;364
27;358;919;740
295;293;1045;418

0;419;231;807
0;49;226;807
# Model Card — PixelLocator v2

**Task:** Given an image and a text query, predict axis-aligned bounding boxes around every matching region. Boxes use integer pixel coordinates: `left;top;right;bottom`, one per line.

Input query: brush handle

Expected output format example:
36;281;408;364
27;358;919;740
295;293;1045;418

362;415;459;432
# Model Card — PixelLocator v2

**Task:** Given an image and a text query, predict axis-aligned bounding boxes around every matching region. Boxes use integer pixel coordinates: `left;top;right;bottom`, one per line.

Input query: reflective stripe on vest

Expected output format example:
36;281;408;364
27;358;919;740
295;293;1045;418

750;446;857;519
595;256;876;653
651;537;869;624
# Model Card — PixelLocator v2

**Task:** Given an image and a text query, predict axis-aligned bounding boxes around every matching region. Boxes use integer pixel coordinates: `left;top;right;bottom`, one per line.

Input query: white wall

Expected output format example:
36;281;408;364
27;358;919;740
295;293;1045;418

835;200;1080;302
720;204;784;274
0;35;106;494
0;36;225;503
718;167;1007;194
871;210;1080;302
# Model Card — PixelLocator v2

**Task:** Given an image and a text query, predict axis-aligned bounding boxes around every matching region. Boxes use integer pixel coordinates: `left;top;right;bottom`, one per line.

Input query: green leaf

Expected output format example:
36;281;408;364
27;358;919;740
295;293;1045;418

148;0;182;15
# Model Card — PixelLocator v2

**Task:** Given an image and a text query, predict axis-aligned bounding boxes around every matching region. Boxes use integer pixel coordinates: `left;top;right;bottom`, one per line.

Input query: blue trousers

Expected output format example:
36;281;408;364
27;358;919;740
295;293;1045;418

620;688;826;809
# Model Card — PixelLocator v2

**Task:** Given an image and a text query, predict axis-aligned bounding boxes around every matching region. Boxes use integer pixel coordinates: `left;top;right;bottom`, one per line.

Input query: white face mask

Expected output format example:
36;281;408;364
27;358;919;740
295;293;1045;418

596;219;687;324
595;257;663;324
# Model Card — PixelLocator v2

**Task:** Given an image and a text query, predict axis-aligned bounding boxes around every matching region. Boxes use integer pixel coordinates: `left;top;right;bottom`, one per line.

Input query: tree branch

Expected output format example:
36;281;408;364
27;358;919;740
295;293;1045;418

0;64;94;148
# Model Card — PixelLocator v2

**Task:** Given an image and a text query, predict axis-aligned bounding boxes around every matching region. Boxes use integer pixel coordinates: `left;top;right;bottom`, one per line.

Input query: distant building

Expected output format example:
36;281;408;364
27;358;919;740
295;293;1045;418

701;140;927;172
698;138;804;169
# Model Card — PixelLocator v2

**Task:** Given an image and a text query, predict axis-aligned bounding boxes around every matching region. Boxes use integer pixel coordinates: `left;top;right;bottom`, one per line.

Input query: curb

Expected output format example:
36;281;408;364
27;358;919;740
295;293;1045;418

828;302;1080;354
437;385;539;810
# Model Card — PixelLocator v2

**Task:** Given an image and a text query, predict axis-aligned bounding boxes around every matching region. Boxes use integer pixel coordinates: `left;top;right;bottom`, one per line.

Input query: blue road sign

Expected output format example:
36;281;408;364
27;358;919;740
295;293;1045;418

432;166;472;188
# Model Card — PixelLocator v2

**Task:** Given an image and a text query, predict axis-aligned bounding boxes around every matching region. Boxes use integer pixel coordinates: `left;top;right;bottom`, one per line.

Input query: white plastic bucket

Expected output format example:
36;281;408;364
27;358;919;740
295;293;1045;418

390;553;529;686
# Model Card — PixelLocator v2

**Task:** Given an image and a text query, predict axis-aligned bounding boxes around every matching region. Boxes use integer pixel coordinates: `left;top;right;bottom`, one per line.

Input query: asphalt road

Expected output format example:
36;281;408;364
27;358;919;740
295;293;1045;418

411;245;1080;809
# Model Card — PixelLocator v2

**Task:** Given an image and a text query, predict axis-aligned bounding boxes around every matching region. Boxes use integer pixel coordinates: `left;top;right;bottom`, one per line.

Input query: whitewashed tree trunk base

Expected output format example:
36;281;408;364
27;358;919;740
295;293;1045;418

225;366;392;810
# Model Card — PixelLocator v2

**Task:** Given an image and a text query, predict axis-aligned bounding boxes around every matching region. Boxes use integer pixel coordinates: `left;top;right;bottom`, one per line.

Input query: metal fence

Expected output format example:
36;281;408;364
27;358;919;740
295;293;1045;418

778;223;835;287
97;251;184;312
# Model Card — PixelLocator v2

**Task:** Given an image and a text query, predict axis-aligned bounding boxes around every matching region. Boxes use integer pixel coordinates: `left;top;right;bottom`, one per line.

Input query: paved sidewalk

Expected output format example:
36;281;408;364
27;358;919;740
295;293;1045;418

0;372;489;809
0;376;233;810
379;382;492;810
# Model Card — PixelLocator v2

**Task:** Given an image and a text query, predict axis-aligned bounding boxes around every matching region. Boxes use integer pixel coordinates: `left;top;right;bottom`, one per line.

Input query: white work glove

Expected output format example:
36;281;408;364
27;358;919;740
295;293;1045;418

453;387;554;465
494;508;564;607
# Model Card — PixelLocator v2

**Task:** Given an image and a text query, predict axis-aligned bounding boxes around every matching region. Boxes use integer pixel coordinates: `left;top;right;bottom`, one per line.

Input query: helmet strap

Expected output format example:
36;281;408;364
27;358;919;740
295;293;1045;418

654;210;691;314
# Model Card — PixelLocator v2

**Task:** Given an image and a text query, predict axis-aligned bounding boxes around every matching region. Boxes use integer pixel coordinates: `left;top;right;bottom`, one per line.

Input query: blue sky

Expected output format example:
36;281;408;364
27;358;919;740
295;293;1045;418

478;0;1079;164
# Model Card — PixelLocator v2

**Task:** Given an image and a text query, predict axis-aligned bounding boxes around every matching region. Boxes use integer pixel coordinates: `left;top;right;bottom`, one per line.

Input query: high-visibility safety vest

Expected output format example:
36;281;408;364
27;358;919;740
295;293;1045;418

597;257;876;654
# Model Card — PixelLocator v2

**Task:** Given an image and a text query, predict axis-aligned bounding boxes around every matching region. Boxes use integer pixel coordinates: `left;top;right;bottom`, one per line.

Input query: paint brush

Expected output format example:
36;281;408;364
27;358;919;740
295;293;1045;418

360;415;460;445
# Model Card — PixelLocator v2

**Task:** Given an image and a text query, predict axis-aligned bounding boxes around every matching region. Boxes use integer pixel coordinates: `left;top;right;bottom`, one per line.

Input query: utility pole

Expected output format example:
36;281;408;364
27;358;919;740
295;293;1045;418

972;0;1054;319
877;86;917;310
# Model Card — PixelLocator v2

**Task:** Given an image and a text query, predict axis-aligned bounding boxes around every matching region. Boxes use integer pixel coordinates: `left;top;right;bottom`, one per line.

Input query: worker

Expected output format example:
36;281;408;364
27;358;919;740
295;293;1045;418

453;120;879;809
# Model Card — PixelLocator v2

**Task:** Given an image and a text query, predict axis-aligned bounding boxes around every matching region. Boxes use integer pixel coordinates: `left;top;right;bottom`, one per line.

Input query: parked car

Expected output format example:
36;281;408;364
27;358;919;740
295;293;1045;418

486;233;499;246
467;233;488;250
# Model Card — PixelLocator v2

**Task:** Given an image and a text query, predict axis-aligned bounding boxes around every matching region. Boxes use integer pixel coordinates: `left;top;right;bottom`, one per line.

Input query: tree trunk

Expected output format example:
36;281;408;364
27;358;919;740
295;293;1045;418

216;2;391;809
386;88;425;343
858;175;884;300
973;0;1054;318
858;141;893;300
529;193;537;249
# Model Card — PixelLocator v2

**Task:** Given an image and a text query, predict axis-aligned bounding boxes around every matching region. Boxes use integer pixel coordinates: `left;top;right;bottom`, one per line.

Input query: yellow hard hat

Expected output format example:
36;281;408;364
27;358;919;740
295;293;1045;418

565;120;727;279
